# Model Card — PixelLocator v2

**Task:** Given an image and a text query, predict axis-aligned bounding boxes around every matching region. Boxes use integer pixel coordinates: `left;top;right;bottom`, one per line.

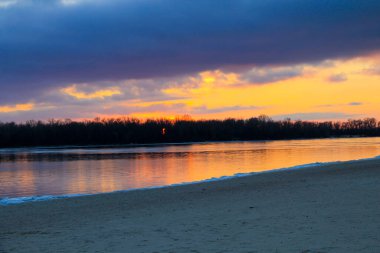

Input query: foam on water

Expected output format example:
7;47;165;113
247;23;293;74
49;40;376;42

1;155;380;206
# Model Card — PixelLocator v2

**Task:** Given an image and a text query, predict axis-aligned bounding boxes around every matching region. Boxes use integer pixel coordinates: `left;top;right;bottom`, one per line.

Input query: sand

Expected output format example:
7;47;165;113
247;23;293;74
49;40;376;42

1;159;380;253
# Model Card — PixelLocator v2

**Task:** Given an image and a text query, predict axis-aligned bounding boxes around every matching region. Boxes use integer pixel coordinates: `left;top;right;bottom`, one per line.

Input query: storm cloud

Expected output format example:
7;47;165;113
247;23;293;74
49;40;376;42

1;0;380;102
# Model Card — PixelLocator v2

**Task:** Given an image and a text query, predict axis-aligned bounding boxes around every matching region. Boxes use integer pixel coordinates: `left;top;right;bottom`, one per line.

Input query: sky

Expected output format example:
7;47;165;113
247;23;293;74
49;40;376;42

1;0;380;122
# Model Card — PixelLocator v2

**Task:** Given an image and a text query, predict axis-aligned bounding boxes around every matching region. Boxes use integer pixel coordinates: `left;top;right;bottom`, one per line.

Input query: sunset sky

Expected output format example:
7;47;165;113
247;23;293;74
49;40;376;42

1;0;380;122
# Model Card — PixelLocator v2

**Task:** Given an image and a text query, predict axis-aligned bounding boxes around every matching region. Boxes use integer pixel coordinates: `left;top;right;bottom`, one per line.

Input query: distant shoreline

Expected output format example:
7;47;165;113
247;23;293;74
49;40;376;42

0;134;376;151
1;117;379;148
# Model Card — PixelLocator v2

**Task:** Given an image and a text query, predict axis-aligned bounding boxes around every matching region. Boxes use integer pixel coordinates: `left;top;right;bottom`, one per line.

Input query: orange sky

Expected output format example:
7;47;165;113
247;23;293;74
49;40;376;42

109;53;380;121
1;53;380;122
1;1;380;123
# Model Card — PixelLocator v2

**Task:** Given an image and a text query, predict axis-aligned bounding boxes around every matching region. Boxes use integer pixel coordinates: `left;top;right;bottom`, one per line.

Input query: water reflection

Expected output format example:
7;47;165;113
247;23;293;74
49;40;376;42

1;137;380;198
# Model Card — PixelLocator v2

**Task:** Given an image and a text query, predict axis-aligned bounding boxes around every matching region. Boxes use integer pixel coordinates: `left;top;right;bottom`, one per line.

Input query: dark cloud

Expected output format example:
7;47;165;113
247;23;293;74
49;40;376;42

327;73;347;83
1;0;380;102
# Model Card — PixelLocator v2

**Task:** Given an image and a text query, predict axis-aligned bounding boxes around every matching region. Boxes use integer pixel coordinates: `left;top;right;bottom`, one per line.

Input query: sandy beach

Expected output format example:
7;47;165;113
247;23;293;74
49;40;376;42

1;159;380;253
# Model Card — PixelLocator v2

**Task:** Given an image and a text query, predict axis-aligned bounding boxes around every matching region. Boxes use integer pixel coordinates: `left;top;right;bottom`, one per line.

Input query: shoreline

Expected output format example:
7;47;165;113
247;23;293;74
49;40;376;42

0;135;376;152
2;155;380;206
1;159;380;252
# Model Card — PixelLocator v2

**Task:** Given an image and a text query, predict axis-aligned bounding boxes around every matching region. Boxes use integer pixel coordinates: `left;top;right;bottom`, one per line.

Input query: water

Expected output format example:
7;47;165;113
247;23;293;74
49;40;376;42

1;137;380;200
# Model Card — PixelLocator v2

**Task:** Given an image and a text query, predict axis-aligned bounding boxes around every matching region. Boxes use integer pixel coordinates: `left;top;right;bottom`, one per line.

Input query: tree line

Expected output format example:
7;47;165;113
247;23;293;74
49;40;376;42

0;115;379;148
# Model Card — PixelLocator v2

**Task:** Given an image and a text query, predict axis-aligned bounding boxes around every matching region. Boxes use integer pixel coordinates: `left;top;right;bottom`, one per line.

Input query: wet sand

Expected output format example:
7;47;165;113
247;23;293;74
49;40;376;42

1;159;380;253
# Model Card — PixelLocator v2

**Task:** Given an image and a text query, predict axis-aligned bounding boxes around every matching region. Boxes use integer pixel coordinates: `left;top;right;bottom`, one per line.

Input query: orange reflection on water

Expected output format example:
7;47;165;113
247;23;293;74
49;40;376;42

1;137;380;198
0;161;37;196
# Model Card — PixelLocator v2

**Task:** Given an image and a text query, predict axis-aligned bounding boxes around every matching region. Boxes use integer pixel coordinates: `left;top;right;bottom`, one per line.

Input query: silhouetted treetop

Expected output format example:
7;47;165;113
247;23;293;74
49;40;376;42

0;116;379;148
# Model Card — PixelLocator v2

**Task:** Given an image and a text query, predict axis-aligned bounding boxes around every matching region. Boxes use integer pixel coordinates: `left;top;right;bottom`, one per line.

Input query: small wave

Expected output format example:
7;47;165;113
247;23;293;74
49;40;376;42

0;193;91;205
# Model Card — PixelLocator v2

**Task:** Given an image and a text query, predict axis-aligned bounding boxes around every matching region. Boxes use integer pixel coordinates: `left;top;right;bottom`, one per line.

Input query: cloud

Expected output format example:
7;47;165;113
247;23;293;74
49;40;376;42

242;66;304;84
327;73;347;83
60;0;82;5
61;84;122;100
162;65;307;98
1;0;380;102
362;66;380;76
272;112;358;121
162;70;242;97
192;105;261;114
317;102;364;107
0;103;34;113
99;103;261;116
0;0;17;8
347;102;363;106
14;102;261;120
